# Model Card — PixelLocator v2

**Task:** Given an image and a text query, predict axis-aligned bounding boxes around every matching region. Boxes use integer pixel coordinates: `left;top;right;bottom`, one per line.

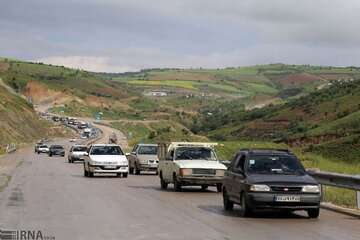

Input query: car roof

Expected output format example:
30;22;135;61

137;143;158;146
91;144;120;147
238;148;294;156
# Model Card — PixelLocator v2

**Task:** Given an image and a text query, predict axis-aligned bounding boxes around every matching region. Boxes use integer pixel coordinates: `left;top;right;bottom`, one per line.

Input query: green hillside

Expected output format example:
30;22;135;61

197;78;360;167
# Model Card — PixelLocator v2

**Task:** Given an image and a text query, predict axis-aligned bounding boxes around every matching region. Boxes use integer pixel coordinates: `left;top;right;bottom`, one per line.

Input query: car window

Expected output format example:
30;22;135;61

132;145;138;152
174;147;217;161
246;154;305;175
73;146;87;152
90;146;124;155
137;146;158;155
235;155;246;171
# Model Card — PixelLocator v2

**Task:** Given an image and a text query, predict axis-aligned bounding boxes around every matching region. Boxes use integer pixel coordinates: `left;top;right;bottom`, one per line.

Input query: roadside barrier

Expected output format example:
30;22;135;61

307;170;360;209
6;143;17;153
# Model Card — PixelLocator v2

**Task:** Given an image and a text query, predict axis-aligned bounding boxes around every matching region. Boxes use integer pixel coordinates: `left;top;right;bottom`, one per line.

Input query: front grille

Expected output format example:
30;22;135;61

192;169;216;175
271;186;302;193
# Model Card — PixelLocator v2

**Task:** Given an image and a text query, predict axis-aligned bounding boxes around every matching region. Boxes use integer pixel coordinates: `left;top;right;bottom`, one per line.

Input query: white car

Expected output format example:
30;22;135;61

158;142;227;192
83;144;129;178
37;145;49;154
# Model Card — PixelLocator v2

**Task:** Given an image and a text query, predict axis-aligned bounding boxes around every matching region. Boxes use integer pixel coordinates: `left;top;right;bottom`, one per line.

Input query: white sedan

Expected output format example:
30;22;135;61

83;144;129;178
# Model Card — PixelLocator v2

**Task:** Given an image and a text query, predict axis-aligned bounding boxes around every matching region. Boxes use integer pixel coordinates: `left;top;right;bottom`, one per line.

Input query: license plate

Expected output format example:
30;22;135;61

275;195;300;202
104;165;116;169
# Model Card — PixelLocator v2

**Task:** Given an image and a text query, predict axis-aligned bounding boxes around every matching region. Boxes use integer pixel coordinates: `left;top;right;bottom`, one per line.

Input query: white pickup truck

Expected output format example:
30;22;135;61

83;144;129;178
158;142;227;192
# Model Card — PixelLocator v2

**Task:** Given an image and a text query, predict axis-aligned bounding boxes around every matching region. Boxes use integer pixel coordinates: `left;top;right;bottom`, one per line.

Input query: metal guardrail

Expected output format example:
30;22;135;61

6;143;16;153
307;170;360;209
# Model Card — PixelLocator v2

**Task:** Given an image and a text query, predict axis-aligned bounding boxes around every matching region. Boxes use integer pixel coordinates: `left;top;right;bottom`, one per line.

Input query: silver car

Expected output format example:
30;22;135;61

128;144;159;175
68;145;88;163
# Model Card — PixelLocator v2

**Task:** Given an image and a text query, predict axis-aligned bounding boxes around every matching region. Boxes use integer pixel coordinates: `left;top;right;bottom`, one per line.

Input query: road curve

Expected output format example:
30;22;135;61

0;140;359;240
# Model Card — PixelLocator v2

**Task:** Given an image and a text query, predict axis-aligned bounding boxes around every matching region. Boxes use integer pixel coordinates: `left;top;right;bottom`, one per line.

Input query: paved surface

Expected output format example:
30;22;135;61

0;140;359;240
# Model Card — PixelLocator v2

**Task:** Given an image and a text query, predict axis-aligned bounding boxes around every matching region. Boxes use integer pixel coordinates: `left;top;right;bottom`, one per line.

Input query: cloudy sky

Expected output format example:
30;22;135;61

1;0;360;72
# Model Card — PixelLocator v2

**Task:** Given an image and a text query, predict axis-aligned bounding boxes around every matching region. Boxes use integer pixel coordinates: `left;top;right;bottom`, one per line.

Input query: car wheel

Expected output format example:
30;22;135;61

240;192;252;217
307;208;320;218
49;153;52;157
223;189;234;211
201;185;208;191
135;166;140;175
117;173;122;178
160;173;168;189
84;165;88;177
122;173;128;178
129;167;134;174
88;165;94;177
173;174;182;192
216;183;223;193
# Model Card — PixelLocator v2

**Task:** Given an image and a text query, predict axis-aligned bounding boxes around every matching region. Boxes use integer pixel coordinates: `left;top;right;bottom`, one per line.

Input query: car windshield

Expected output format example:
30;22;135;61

73;146;87;152
175;147;217;161
90;146;124;155
52;145;63;149
40;145;48;148
137;146;158;155
246;155;305;175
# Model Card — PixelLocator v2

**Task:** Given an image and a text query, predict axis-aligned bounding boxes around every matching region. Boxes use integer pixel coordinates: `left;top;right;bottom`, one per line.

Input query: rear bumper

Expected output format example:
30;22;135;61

50;152;65;155
246;192;321;210
139;164;158;171
71;155;85;161
178;176;223;186
89;165;128;174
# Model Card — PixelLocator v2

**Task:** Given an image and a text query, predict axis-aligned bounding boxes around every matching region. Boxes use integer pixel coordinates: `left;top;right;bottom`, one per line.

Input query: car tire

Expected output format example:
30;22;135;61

216;183;223;193
84;165;89;177
173;174;182;192
122;173;128;178
88;165;94;177
201;185;208;191
49;153;52;157
160;173;168;189
307;208;320;218
117;173;122;178
223;189;234;211
135;165;140;175
129;167;134;174
240;192;252;217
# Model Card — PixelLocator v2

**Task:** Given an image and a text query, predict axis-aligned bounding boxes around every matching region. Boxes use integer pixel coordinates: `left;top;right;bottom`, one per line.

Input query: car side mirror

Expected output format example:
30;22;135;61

84;153;89;156
125;153;130;156
131;151;136;155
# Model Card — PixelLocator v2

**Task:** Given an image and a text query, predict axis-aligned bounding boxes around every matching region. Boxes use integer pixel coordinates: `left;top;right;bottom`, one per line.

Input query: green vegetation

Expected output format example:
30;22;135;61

110;120;206;147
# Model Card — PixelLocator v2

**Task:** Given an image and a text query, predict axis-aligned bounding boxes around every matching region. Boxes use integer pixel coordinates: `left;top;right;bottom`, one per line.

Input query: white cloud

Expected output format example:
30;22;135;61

35;56;136;72
2;0;360;72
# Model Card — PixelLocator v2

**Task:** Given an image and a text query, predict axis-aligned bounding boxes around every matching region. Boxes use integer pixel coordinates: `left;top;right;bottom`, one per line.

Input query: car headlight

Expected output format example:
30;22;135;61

216;170;225;177
91;161;102;165
249;184;271;192
302;185;320;193
179;168;192;176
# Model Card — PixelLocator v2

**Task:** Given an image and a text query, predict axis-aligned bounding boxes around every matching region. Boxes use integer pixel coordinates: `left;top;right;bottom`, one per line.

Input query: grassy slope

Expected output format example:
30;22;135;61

0;84;64;153
203;78;360;169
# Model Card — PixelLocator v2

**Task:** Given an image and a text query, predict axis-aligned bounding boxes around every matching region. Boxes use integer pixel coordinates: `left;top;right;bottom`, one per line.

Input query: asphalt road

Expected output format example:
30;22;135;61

0;140;359;240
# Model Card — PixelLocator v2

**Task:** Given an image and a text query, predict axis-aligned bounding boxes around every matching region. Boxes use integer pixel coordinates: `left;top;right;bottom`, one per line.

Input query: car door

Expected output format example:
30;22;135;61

226;154;240;200
129;145;138;168
230;154;246;203
84;145;92;170
163;149;174;182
